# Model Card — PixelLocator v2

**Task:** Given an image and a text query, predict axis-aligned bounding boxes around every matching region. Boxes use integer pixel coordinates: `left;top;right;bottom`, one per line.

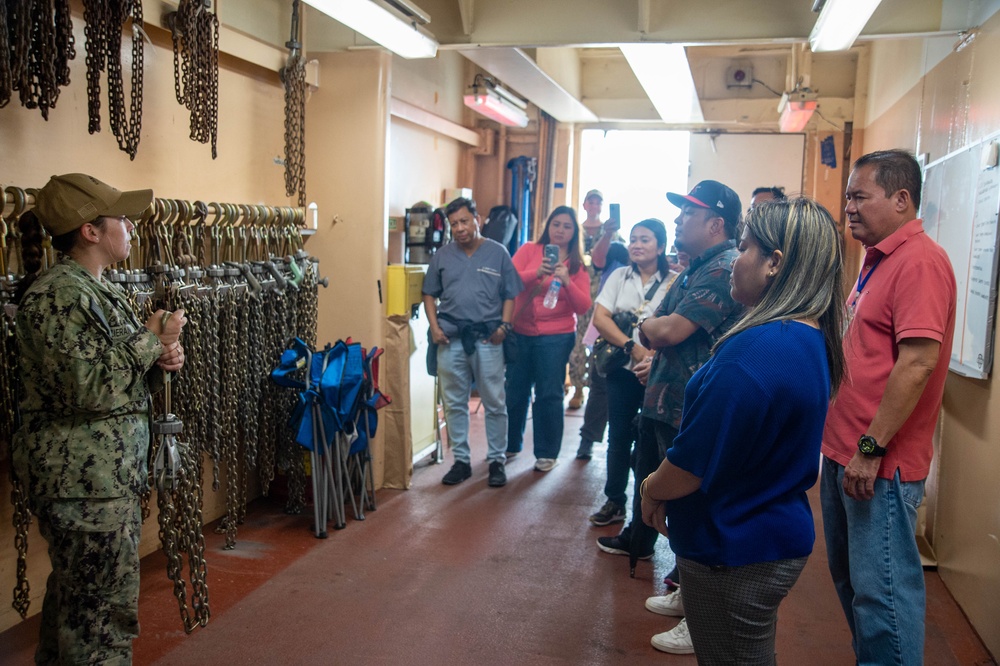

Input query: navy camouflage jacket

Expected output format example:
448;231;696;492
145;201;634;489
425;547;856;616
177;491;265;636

13;259;164;500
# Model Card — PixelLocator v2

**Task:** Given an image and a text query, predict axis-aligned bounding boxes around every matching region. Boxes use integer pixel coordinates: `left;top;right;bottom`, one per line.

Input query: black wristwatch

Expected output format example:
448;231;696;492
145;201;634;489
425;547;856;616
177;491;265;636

623;339;636;354
500;322;513;334
858;434;888;457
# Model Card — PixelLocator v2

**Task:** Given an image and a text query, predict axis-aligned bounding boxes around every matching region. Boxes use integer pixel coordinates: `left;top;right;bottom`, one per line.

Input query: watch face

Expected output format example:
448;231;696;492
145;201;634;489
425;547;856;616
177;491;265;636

858;435;880;455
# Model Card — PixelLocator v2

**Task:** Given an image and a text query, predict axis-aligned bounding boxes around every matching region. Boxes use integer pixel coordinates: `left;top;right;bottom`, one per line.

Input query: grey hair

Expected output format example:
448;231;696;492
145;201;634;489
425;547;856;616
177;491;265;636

715;197;846;392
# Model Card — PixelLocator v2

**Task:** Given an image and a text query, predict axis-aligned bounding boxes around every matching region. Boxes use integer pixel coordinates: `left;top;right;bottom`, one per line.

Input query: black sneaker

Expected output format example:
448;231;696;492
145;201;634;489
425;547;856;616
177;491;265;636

487;461;507;487
596;534;653;560
442;461;472;485
575;441;593;460
589;500;626;526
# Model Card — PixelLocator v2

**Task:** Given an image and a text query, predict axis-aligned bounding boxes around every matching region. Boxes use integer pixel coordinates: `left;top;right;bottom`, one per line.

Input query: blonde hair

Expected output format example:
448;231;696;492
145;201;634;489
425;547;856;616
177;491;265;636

715;197;846;392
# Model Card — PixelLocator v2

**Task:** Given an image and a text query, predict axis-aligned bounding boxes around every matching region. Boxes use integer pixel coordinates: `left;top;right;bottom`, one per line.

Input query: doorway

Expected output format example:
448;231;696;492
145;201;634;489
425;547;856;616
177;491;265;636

578;129;690;245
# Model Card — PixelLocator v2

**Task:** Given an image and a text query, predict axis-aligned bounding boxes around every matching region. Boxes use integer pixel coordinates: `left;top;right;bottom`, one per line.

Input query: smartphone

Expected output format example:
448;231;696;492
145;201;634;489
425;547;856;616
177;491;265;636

544;243;560;266
609;203;620;223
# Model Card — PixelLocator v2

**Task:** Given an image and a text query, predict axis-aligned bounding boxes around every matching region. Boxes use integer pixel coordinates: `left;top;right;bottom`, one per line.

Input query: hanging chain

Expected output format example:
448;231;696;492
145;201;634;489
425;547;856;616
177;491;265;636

214;285;241;549
169;0;219;158
2;0;74;116
0;1;11;108
281;1;307;208
150;284;211;633
83;0;144;159
10;466;31;618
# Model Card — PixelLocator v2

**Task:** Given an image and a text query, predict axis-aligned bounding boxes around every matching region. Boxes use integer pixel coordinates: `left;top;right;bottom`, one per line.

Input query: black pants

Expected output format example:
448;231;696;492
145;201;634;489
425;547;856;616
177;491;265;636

625;416;678;557
579;356;609;444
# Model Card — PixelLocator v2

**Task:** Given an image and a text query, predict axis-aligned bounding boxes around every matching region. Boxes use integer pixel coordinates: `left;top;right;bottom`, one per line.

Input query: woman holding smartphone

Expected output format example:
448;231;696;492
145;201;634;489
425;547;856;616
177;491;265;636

506;206;592;471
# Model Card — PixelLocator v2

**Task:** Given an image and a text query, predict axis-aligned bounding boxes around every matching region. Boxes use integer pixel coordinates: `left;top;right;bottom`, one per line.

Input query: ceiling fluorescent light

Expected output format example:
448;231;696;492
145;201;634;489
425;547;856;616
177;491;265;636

305;0;438;59
778;90;818;132
620;43;703;123
809;0;883;52
464;78;529;128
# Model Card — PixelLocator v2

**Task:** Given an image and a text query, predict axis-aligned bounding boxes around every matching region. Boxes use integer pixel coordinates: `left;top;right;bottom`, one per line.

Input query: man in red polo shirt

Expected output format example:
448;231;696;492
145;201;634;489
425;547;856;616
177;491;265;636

821;149;956;665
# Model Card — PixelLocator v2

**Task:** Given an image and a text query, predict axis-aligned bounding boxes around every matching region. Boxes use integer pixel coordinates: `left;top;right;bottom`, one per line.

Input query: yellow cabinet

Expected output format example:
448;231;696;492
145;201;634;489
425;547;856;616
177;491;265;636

385;264;427;317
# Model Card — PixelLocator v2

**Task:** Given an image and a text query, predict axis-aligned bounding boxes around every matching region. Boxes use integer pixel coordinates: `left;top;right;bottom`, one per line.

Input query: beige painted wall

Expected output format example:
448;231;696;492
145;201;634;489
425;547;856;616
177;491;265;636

688;132;806;207
863;10;1000;657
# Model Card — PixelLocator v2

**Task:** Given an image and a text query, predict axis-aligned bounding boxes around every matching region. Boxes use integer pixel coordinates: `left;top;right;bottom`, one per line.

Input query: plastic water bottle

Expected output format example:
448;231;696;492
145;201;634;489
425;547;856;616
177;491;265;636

543;278;562;309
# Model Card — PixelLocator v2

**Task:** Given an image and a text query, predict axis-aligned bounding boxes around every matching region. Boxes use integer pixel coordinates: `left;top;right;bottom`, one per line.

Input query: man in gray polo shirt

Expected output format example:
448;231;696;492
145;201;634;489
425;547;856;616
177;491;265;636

423;197;523;487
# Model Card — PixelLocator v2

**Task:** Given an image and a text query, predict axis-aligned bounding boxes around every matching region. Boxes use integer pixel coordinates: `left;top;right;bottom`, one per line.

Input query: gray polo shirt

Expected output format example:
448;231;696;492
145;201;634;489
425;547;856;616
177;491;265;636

423;239;523;338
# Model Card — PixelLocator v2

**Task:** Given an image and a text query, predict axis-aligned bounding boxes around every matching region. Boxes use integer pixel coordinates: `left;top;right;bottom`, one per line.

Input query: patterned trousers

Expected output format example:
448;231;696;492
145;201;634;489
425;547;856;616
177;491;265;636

678;555;808;665
34;496;142;666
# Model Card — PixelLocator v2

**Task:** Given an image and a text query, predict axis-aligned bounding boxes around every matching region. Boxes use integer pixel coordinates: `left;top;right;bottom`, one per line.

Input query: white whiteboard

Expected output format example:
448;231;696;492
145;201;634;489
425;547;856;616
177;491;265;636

922;135;1000;379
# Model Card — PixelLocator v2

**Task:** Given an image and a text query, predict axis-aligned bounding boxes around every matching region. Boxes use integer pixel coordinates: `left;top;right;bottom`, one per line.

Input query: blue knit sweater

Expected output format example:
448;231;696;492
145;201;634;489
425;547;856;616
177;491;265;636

665;320;831;567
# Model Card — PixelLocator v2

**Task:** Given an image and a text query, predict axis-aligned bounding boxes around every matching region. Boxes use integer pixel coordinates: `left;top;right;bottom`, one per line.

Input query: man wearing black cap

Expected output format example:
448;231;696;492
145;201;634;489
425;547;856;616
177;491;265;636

596;180;744;655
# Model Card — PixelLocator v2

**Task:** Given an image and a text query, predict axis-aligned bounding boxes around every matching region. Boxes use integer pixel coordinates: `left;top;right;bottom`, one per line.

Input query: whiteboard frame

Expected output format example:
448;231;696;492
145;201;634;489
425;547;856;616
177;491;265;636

922;131;1000;380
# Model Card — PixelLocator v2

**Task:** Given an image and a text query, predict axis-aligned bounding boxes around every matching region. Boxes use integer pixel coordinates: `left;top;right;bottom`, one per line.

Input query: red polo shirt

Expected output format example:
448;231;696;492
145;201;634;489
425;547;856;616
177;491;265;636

822;219;956;482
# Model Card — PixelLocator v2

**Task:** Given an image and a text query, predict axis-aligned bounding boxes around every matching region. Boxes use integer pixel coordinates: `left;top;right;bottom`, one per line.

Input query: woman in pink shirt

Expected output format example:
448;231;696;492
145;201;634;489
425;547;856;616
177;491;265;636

506;206;592;471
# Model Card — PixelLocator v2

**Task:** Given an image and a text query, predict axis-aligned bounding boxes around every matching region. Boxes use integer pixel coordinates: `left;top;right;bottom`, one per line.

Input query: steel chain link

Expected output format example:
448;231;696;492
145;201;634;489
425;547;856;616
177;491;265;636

170;0;219;157
83;0;144;159
1;0;74;116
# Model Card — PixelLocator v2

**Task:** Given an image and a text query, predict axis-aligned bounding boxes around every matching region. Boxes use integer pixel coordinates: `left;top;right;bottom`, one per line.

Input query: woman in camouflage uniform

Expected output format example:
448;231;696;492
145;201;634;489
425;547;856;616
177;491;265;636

12;174;187;665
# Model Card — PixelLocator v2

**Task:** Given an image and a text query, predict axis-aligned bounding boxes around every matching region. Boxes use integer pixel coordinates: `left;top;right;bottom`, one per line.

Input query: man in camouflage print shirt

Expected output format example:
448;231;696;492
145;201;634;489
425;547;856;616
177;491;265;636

598;180;743;570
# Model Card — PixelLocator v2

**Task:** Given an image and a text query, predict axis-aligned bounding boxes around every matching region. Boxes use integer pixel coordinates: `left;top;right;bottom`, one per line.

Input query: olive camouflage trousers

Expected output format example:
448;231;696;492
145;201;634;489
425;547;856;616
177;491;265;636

33;496;141;666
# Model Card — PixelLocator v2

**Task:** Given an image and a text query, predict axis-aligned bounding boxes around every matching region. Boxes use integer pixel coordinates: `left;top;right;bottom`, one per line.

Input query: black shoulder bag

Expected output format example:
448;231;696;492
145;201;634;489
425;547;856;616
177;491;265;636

592;276;663;377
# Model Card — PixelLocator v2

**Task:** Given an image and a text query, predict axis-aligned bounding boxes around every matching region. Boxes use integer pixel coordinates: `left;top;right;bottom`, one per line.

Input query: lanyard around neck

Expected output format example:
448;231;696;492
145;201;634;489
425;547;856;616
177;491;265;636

852;255;883;307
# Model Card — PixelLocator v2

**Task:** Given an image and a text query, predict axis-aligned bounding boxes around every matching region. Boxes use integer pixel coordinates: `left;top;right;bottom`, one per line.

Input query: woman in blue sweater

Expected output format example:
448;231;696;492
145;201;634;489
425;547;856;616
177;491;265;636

640;197;846;664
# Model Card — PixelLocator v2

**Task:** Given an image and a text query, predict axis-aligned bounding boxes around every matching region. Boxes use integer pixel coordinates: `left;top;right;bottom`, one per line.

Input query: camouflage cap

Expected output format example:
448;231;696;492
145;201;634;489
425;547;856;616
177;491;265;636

34;173;153;237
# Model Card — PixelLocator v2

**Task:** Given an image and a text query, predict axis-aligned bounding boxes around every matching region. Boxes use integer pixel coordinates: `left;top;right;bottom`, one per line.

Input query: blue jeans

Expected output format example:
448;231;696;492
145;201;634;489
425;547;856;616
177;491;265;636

437;339;507;465
505;332;575;459
821;456;926;666
604;368;645;507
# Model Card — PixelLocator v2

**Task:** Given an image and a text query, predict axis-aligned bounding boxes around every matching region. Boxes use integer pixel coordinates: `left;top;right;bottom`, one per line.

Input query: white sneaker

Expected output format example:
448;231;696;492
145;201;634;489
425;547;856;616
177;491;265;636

645;588;684;617
651;618;694;654
534;458;559;472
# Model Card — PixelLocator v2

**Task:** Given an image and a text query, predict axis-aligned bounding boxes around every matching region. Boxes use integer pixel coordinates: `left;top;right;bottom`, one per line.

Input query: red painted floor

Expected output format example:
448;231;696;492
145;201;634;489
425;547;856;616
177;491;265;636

1;399;995;665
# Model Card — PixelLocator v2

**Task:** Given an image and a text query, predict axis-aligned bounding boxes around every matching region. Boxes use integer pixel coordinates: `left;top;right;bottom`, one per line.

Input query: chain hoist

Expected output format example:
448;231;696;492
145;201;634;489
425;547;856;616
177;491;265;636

168;0;219;158
151;292;211;632
1;0;74;117
83;0;144;159
281;0;307;208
